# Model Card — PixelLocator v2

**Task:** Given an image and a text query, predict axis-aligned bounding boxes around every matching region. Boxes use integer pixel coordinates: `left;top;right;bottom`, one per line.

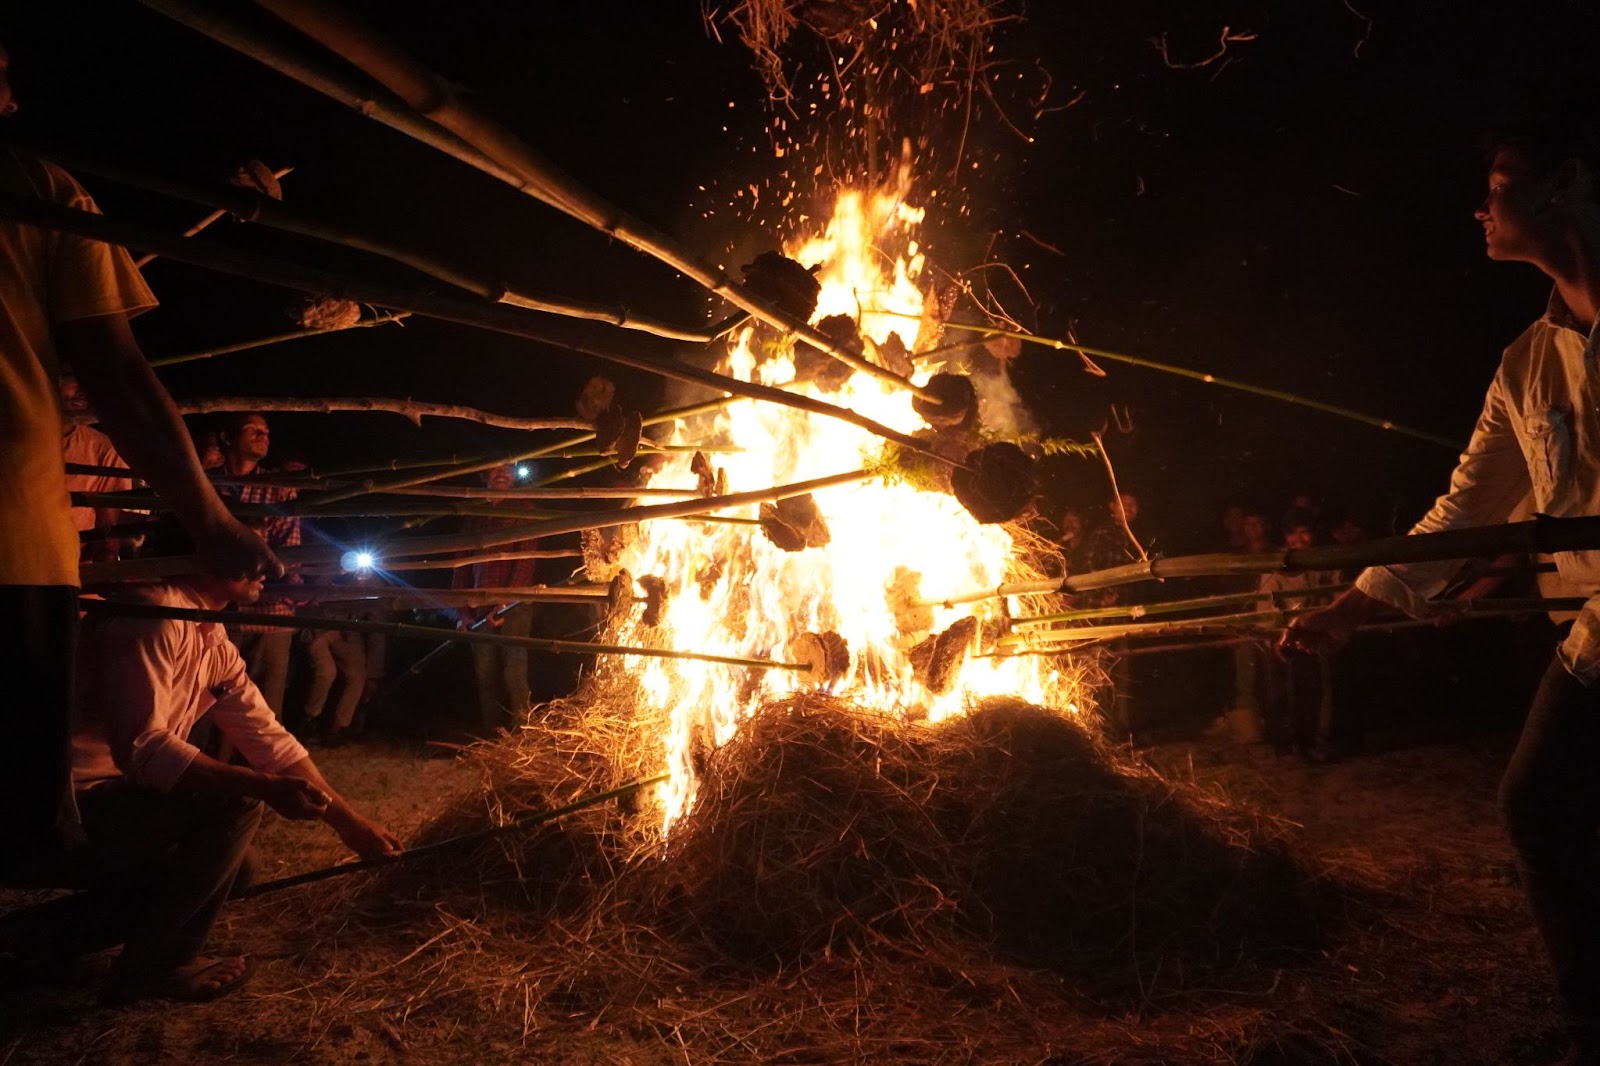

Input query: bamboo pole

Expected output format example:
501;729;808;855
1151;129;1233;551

1010;583;1353;628
380;484;702;500
311;395;747;505
238;773;670;899
1009;560;1554;628
0;193;951;476
152;0;941;405
47;143;742;346
79;599;811;672
297;547;582;577
151;312;409;368
908;519;1600;609
134;163;293;267
998;596;1589;650
81;468;878;581
880;313;1465;451
262;585;624;608
155;395;593;433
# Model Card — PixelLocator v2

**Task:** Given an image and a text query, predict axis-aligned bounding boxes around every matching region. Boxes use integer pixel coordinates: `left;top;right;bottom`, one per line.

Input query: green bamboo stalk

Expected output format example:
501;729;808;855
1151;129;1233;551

82;467;877;580
0;193;950;476
1000;596;1588;649
310;396;747;506
238;772;670;898
150;313;408;368
881;313;1465;451
1010;583;1353;628
171;0;941;404
51;143;739;346
79;599;811;672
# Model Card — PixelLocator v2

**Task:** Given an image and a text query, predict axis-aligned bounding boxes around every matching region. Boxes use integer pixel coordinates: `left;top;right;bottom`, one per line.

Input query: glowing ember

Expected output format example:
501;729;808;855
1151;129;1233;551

613;168;1079;829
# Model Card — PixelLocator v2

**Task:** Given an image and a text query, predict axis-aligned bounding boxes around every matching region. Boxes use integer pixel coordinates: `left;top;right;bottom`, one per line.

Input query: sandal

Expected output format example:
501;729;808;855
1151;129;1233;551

102;955;257;1005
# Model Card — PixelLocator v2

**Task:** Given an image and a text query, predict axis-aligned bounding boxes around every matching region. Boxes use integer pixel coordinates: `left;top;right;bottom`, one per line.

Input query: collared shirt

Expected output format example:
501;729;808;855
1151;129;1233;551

215;471;301;623
0;152;157;586
1356;289;1600;680
71;582;308;792
452;516;540;621
62;422;132;533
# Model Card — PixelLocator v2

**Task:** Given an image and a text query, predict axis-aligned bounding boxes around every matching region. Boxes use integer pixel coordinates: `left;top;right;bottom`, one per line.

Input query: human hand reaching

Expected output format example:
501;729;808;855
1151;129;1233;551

256;774;330;820
334;815;404;861
195;514;285;580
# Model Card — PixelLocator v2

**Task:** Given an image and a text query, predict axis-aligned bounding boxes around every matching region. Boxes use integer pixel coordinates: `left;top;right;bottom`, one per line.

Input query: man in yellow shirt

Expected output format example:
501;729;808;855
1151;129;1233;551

0;43;279;871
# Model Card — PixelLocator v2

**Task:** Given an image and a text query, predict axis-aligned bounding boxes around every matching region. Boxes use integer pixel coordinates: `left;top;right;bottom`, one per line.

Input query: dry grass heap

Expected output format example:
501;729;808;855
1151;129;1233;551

306;673;1334;1056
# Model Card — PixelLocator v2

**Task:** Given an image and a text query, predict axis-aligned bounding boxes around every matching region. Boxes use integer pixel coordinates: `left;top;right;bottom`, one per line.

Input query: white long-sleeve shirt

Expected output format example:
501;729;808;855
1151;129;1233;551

72;582;308;792
1355;290;1600;680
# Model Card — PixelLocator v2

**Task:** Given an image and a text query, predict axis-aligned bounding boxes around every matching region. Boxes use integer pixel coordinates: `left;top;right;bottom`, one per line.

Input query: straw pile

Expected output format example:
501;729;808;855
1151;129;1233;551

321;667;1327;1022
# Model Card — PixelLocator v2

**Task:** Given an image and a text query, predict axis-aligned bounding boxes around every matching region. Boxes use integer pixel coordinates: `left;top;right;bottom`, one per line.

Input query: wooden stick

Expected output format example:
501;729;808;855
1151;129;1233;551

999;596;1589;649
79;599;812;672
378;484;703;500
172;0;941;405
134;163;293;267
297;548;583;576
48;142;741;346
1054;517;1600;595
262;585;622;608
238;773;671;899
154;395;592;433
1008;583;1353;628
151;312;410;369
0;193;951;470
81;468;878;580
312;395;747;505
878;312;1465;451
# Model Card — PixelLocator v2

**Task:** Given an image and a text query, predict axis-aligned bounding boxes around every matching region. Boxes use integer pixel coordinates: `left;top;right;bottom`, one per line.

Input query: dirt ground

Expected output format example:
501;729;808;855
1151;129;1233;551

0;724;1570;1066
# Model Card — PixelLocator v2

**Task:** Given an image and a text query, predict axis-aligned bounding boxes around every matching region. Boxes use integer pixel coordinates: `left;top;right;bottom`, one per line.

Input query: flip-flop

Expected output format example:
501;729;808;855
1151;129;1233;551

102;955;257;1006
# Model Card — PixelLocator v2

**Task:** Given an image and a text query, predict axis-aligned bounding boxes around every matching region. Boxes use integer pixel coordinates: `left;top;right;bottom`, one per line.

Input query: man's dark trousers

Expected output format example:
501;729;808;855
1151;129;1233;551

1501;656;1600;1032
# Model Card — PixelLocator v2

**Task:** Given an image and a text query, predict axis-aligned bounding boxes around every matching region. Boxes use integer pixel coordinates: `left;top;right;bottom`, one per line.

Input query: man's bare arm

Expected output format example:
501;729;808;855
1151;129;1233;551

1281;586;1386;656
55;311;282;578
172;750;329;820
278;755;404;859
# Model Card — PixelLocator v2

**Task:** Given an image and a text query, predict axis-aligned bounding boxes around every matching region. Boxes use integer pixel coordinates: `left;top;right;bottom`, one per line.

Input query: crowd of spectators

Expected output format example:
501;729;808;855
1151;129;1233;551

1042;487;1555;759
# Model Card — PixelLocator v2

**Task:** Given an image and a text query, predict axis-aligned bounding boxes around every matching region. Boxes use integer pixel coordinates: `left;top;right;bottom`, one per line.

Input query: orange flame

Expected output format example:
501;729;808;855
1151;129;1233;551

614;171;1078;830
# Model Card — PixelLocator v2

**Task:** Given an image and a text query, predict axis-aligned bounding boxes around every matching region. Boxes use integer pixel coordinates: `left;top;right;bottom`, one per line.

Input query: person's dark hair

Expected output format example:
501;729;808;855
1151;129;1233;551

142;516;198;560
1282;506;1317;536
218;410;266;447
1482;94;1600;176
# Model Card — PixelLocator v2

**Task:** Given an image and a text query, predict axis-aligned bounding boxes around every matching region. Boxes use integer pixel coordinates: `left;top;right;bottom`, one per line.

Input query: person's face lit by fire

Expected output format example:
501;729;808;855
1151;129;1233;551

485;463;517;491
1475;146;1580;264
227;415;271;464
223;572;266;605
1240;513;1268;552
58;376;89;415
1112;493;1139;525
1284;524;1315;551
198;432;224;470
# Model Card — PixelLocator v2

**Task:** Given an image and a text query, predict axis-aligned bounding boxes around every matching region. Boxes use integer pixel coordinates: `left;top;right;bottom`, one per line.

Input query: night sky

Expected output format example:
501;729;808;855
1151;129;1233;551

8;1;1599;551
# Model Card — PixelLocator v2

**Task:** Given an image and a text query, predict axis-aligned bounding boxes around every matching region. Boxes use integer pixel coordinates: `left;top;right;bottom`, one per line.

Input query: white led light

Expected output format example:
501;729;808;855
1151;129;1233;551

341;550;376;572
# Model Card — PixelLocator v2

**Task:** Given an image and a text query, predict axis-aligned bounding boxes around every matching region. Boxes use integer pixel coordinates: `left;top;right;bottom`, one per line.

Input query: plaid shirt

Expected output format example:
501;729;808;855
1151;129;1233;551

452;516;539;624
215;472;301;624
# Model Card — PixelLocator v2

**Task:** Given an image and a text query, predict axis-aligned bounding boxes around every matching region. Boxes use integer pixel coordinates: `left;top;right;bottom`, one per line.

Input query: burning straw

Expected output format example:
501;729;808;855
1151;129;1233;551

276;679;1332;1060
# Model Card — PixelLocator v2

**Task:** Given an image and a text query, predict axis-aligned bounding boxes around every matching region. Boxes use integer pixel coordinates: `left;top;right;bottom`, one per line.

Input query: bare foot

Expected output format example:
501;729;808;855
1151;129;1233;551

103;954;256;1004
172;955;251;997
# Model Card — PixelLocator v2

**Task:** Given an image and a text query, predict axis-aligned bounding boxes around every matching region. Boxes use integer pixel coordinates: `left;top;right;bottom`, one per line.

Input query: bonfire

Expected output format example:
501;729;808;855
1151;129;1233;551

345;168;1326;1047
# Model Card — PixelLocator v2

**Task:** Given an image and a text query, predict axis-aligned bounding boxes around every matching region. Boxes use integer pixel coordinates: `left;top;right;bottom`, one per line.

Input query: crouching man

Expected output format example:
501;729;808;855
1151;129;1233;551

0;535;401;1003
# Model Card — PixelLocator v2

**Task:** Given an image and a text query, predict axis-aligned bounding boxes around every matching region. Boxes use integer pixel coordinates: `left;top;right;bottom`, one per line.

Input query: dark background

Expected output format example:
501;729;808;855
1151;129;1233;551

7;0;1596;548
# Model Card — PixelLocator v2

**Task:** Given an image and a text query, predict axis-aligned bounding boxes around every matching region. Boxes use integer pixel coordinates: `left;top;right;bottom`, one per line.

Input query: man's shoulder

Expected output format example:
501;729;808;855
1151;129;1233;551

63;423;123;464
0;153;92;208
